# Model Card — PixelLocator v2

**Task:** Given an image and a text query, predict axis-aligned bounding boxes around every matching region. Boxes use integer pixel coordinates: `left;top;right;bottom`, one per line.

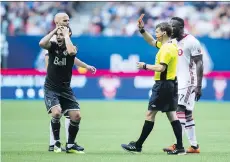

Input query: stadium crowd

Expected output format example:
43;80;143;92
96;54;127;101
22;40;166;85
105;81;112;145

0;1;78;35
1;2;230;38
86;2;230;38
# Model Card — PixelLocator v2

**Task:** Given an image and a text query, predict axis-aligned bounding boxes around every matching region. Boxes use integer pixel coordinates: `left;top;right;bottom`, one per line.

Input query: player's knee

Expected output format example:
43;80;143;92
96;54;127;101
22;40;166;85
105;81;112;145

69;110;81;121
166;111;178;122
177;105;186;112
51;107;62;118
185;110;193;121
176;105;186;122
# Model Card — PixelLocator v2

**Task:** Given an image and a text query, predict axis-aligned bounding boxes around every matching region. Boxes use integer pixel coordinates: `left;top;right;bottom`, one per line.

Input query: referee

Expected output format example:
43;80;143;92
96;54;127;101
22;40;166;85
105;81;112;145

121;22;186;155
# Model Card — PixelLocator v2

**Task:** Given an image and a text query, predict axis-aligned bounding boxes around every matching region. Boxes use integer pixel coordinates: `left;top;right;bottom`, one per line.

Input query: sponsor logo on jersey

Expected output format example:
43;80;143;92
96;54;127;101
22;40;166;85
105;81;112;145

53;57;66;66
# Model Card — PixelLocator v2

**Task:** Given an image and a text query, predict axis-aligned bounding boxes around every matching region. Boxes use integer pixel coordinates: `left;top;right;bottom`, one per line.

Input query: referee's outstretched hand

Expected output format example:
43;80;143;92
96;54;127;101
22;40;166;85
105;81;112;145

137;62;145;69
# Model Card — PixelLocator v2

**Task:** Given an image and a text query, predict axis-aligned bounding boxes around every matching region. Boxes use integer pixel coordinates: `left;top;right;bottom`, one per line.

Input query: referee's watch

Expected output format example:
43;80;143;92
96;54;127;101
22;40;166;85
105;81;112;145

139;28;145;34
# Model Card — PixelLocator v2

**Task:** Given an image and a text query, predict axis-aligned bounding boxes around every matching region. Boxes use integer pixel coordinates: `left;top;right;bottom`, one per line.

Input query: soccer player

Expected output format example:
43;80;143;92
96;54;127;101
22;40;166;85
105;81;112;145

121;22;186;155
137;16;203;153
45;13;70;152
39;25;91;153
46;53;96;152
45;17;96;151
163;17;203;153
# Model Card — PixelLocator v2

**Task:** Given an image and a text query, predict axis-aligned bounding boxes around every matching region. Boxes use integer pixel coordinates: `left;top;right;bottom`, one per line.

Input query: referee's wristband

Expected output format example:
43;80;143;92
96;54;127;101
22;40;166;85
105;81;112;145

139;28;145;34
143;64;147;70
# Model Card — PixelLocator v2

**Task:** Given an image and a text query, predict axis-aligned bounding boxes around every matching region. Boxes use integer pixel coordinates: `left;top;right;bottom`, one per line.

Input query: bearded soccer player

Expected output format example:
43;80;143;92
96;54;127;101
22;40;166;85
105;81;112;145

39;25;87;153
45;52;96;152
138;15;203;153
46;13;71;152
46;13;95;152
121;22;186;155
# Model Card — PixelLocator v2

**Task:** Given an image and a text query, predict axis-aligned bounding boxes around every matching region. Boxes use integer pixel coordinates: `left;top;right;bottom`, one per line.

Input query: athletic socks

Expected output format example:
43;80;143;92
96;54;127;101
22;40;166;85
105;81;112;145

68;120;80;145
51;117;61;141
185;119;198;147
176;111;186;136
171;120;183;149
136;120;154;148
49;122;55;145
65;118;70;143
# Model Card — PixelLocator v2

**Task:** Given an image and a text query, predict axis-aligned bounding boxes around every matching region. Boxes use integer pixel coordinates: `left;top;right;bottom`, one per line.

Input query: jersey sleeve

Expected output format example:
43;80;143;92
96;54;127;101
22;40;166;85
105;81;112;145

156;41;162;49
160;45;171;65
190;38;202;56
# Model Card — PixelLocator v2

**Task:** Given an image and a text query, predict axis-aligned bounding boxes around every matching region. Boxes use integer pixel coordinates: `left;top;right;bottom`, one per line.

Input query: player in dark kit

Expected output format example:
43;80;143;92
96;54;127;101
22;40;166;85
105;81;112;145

39;25;92;154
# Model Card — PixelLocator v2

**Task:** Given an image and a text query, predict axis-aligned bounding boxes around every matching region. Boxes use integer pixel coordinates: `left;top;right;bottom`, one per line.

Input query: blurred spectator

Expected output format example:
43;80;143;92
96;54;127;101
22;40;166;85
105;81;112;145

1;2;78;36
0;34;9;68
1;2;230;38
86;2;230;38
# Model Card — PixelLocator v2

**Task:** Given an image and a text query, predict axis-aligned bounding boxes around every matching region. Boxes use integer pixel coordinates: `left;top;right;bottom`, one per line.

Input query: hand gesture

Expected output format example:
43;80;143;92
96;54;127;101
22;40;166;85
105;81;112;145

61;26;70;37
86;65;97;74
137;14;145;30
137;62;145;69
193;86;202;101
74;46;78;54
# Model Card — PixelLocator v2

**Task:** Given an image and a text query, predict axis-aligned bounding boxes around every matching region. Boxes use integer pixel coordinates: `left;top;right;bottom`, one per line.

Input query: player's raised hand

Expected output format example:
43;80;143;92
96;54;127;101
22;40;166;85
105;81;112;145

61;26;70;36
137;62;145;69
137;14;145;30
86;65;97;74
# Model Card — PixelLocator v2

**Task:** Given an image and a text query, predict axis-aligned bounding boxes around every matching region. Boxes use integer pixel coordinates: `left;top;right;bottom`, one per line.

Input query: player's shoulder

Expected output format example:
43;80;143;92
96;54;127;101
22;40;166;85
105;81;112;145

185;34;200;44
163;39;178;49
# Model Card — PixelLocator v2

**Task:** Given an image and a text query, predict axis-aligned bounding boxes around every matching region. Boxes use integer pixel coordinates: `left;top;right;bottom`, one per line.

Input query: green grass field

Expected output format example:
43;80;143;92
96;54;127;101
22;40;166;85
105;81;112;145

2;100;230;162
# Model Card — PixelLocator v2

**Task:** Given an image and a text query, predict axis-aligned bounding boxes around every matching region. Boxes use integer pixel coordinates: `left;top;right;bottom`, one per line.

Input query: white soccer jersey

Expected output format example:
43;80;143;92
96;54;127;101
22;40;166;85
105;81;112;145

177;34;202;89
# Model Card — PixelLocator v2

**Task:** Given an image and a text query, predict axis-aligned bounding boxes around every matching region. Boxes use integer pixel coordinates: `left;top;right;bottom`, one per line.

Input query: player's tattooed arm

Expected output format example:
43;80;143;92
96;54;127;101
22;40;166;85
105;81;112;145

192;55;204;101
62;27;76;56
39;27;59;50
192;55;203;87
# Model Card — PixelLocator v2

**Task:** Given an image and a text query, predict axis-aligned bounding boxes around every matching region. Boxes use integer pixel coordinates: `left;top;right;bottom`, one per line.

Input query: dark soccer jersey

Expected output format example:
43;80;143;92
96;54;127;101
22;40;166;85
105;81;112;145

45;41;75;91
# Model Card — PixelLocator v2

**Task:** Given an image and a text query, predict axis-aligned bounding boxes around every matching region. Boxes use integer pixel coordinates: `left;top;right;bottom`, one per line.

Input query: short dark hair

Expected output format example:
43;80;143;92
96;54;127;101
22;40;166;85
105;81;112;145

171;17;184;28
156;22;172;37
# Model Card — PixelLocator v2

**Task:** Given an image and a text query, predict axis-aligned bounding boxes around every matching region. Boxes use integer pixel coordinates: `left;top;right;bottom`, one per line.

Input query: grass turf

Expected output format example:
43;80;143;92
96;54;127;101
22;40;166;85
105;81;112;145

1;101;230;162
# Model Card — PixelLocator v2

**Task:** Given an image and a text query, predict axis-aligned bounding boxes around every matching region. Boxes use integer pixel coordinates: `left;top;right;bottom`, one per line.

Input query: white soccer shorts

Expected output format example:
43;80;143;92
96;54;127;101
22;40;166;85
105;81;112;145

178;86;196;111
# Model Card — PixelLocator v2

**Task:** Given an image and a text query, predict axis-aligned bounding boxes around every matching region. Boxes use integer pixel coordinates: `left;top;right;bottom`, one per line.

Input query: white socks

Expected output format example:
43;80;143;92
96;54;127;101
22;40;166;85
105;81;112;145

65;118;70;143
49;118;70;145
185;119;198;147
176;111;186;136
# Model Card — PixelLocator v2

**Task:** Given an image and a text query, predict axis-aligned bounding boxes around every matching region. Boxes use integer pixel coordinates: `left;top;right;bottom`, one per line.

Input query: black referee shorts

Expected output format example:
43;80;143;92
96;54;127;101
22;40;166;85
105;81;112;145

148;79;178;112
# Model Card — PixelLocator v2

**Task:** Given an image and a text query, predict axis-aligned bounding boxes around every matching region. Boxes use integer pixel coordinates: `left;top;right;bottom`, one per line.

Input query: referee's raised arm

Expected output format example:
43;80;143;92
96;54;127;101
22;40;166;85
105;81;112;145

137;14;159;48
